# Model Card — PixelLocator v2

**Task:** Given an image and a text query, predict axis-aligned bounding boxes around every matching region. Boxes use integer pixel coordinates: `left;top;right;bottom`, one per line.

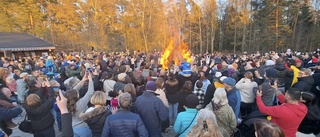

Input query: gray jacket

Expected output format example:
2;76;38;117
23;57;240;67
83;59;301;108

16;79;28;103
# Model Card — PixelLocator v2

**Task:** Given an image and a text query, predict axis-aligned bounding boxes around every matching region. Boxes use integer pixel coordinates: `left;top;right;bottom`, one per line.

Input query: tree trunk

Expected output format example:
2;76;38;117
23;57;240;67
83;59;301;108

219;20;223;51
211;23;216;53
199;16;203;54
241;24;247;53
233;27;237;54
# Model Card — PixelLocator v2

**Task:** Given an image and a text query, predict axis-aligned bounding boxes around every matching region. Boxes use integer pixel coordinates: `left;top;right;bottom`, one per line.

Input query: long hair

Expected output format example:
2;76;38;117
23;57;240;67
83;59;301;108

181;81;193;93
301;91;316;107
187;109;223;137
25;94;41;107
124;83;136;96
65;89;79;114
254;119;285;137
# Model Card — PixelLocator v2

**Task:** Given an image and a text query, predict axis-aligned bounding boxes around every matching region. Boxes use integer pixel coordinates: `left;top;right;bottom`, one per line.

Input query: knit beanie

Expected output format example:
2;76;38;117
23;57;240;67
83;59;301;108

185;94;199;108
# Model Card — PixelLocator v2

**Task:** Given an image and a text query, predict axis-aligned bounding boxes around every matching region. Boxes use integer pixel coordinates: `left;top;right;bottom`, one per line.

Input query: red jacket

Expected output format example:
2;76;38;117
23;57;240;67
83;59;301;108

256;94;307;137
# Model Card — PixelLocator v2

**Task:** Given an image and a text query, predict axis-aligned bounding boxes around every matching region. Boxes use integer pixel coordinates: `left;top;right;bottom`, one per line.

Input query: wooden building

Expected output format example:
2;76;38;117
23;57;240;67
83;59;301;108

0;32;56;59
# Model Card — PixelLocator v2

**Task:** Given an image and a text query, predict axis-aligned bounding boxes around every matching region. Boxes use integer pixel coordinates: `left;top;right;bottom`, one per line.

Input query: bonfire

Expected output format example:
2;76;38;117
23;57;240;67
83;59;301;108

160;32;192;70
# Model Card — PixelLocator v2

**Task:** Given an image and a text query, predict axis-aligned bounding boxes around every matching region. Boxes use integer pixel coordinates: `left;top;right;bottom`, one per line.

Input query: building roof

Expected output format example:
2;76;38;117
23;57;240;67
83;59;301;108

0;32;56;51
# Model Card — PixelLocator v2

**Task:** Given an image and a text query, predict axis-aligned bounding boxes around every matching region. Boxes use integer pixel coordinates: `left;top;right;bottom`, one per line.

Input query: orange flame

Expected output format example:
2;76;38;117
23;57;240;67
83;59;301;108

160;34;192;70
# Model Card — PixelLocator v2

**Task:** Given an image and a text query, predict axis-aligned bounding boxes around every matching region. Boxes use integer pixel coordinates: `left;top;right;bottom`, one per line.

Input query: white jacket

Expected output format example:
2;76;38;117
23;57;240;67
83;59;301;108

235;78;258;103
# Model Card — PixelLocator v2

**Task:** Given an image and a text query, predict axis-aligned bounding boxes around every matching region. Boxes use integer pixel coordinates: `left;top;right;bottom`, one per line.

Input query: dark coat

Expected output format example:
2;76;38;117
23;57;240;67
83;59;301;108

79;106;111;137
292;76;314;92
136;91;168;137
61;113;73;137
176;73;199;91
165;79;179;104
298;105;320;134
24;87;55;132
101;110;149;137
168;91;193;113
274;63;289;87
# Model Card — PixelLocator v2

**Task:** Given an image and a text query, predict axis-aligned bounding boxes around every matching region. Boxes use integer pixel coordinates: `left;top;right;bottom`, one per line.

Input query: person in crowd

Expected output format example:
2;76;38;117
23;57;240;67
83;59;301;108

194;72;211;93
236;71;258;117
123;83;137;112
136;81;168;137
169;81;194;113
287;59;300;87
12;69;21;80
101;92;148;137
174;94;199;137
155;78;169;108
292;68;314;92
297;92;320;137
45;56;56;72
274;58;289;92
109;90;120;109
177;61;198;90
24;79;56;137
203;76;226;107
165;73;179;126
64;72;94;137
223;77;241;120
187;109;229;137
97;54;108;73
205;88;237;136
65;63;81;78
260;68;278;106
113;73;127;91
256;87;307;137
103;72;116;104
55;88;74;137
16;72;28;104
193;81;205;108
254;119;285;137
79;91;111;137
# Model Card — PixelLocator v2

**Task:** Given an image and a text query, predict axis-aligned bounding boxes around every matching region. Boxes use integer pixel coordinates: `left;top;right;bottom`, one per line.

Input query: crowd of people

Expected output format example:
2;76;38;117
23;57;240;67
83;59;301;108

0;48;319;137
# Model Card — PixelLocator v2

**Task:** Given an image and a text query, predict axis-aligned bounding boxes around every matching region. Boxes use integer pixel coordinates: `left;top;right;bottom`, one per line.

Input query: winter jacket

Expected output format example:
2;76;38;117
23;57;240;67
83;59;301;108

256;94;307;137
203;82;225;107
136;91;168;137
0;100;22;121
103;80;116;101
79;106;111;137
290;65;300;86
165;79;179;104
16;79;28;103
261;80;276;106
177;73;199;91
101;109;148;137
65;66;81;78
61;113;73;137
205;103;237;136
193;79;211;94
155;89;169;108
174;108;198;137
227;88;241;119
298;105;320;134
235;78;258;103
292;76;314;92
274;63;289;87
24;87;55;132
168;91;193;113
98;60;108;73
72;80;94;128
113;81;126;91
45;59;56;72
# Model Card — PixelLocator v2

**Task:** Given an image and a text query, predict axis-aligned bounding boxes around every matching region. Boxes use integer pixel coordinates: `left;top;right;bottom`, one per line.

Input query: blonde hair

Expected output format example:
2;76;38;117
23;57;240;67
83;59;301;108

187;109;223;137
90;91;107;106
213;88;228;106
25;94;41;107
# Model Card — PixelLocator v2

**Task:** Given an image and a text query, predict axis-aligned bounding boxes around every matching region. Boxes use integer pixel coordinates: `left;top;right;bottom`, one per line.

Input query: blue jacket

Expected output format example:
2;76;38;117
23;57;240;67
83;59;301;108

174;108;198;137
227;88;241;119
136;91;168;137
45;59;56;72
0;106;22;121
101;110;148;137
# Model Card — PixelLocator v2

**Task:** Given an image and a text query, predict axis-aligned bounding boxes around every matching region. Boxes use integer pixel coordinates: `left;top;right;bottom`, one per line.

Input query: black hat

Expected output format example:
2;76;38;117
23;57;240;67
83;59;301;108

185;94;199;108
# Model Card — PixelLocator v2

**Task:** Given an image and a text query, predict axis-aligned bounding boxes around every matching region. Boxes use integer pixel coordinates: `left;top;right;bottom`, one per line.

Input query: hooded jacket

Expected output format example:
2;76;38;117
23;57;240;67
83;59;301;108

165;79;179;103
298;105;320;134
292;76;314;92
256;94;307;137
274;63;289;87
79;106;111;137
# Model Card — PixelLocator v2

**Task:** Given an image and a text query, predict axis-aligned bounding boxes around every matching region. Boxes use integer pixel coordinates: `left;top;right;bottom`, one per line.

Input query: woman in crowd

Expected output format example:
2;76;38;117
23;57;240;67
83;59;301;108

79;91;111;137
169;81;194;113
235;71;258;117
65;72;94;137
297;91;320;137
165;73;179;126
187;109;228;137
254;119;285;137
24;79;56;137
124;83;137;112
205;88;236;136
103;72;116;104
155;78;169;108
101;93;148;137
174;94;199;137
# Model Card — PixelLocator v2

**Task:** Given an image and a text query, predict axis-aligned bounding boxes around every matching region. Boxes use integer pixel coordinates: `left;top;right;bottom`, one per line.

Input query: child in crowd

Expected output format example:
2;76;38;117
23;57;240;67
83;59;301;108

109;90;121;109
